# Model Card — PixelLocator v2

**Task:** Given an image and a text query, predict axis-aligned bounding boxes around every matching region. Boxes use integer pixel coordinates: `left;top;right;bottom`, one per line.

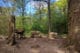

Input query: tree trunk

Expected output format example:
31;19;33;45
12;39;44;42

48;0;52;37
7;15;16;45
22;0;25;28
68;0;80;52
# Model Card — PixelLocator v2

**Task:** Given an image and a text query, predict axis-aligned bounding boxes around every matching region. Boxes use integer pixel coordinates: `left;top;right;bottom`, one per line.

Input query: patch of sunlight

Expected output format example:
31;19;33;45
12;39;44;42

54;46;67;53
30;49;39;53
74;26;80;33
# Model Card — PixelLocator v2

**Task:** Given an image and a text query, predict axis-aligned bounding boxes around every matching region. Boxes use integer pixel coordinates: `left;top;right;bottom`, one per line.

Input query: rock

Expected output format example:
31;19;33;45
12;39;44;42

31;31;41;38
0;35;5;40
49;32;58;39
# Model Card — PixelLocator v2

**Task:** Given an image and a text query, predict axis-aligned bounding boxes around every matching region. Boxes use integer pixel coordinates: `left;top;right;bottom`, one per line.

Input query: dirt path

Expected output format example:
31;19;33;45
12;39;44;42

0;38;78;53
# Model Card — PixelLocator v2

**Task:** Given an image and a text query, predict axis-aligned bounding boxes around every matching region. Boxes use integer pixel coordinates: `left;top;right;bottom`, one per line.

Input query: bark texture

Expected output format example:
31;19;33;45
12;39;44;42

68;0;80;52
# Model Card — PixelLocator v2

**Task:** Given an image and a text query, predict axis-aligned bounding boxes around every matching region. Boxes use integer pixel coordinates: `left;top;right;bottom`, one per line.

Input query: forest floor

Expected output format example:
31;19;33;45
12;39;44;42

0;37;78;53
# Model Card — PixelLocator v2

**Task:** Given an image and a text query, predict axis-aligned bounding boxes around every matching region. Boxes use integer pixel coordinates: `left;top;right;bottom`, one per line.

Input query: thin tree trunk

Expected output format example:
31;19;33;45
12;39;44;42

39;1;42;21
48;0;52;36
22;0;25;27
